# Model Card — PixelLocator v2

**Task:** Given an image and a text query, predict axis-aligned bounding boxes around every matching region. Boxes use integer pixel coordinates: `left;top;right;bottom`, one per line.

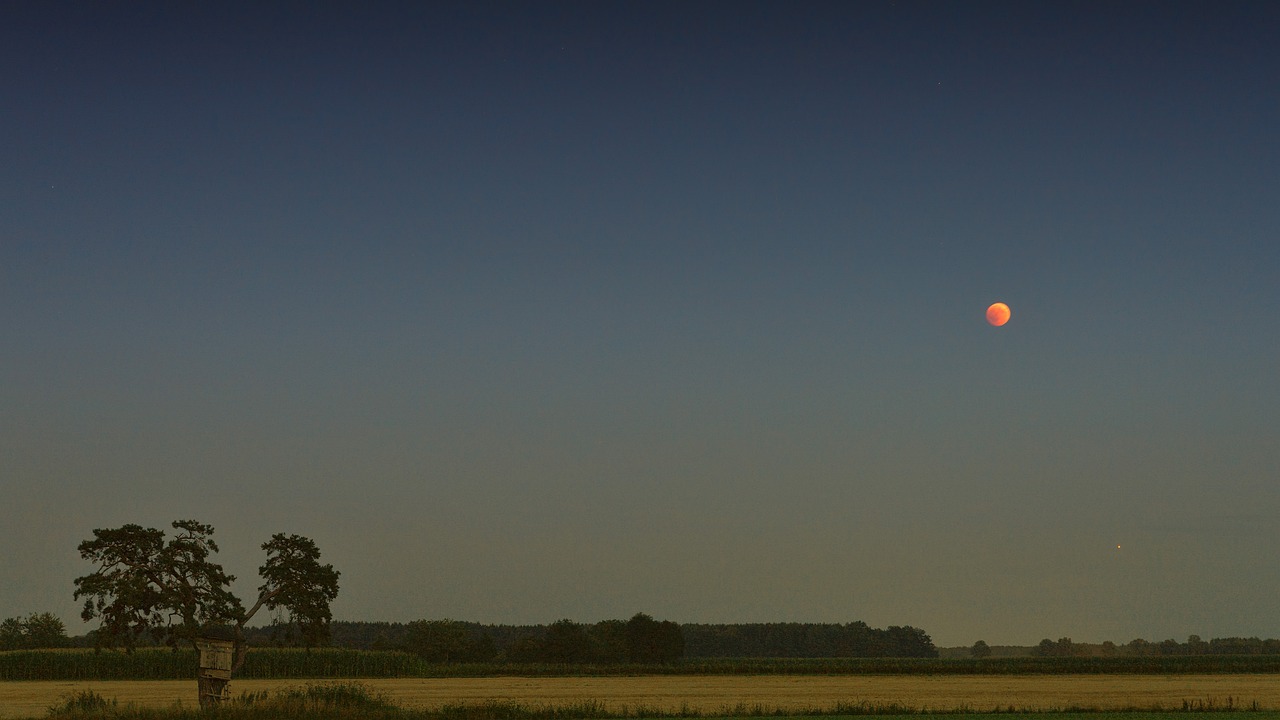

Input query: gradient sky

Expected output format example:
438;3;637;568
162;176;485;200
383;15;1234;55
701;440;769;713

3;1;1278;647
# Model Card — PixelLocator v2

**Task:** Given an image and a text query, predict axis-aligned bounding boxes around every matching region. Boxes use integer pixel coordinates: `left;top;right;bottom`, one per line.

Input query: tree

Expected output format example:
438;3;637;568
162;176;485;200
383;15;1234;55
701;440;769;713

24;612;69;648
405;619;495;662
542;619;592;662
885;626;938;658
970;640;992;658
1;613;69;649
1035;637;1076;657
0;618;24;650
625;613;684;663
1186;635;1207;655
1125;638;1152;656
505;635;545;663
255;532;341;649
589;619;629;663
74;520;338;706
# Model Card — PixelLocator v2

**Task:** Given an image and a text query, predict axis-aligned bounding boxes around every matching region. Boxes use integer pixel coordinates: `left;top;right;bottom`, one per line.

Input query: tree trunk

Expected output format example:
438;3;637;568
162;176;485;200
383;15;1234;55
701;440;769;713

197;673;229;707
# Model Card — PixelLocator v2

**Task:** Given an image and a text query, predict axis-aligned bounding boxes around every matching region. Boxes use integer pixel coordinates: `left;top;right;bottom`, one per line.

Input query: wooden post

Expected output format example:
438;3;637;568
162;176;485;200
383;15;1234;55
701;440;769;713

196;637;234;707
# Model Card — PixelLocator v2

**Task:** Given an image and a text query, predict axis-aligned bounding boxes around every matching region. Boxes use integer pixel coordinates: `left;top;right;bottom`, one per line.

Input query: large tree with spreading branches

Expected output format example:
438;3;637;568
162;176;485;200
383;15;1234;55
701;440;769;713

74;520;339;705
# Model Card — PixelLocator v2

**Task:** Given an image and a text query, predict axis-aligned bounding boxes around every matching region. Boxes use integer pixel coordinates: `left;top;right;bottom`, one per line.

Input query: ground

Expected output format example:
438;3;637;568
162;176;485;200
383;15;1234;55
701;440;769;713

4;674;1280;718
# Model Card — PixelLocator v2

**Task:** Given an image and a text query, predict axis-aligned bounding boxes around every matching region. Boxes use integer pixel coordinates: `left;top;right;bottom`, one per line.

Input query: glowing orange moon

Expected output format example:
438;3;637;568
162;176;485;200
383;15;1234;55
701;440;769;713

986;302;1011;326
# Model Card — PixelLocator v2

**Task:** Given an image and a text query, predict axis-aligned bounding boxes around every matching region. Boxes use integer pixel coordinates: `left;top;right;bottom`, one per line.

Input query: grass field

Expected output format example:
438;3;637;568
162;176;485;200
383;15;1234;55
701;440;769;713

5;675;1280;719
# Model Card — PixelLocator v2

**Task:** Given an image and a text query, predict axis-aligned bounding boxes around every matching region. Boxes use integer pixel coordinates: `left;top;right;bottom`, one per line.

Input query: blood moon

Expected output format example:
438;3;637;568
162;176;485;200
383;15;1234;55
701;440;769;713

986;302;1011;326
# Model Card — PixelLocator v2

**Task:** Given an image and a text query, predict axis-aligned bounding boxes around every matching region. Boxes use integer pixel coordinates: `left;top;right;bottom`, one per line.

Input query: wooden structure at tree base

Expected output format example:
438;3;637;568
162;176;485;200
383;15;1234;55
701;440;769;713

195;637;234;705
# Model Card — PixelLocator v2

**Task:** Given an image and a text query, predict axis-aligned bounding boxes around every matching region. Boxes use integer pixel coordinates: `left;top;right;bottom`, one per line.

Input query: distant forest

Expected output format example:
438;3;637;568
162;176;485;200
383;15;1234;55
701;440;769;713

683;622;937;658
236;618;939;659
15;610;1279;662
1029;635;1280;657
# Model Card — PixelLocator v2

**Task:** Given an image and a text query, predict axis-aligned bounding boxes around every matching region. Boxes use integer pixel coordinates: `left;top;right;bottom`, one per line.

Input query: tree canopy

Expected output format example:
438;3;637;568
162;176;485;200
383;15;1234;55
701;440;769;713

681;621;938;658
0;612;69;650
74;520;339;659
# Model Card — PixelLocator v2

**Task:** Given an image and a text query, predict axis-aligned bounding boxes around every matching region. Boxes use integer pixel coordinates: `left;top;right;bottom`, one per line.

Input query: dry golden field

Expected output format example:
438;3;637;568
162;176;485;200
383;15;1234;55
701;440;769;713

4;675;1280;718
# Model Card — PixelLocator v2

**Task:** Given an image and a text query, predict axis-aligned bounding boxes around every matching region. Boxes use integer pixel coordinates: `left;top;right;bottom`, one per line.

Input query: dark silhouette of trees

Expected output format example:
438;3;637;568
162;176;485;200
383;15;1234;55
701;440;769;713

228;620;1280;660
680;622;938;658
970;640;991;658
625;613;684;663
885;626;937;658
542;619;593;662
0;612;69;649
1186;635;1207;654
404;619;495;662
1034;637;1085;657
73;520;338;706
493;614;684;664
589;619;629;662
0;619;19;651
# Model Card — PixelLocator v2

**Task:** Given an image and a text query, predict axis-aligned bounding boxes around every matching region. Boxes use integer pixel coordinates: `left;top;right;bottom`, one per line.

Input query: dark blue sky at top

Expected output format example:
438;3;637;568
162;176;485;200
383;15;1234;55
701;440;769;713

2;2;1278;645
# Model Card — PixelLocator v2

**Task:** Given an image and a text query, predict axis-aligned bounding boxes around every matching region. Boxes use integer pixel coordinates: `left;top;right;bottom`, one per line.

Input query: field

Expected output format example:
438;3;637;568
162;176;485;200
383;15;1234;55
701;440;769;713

6;649;1280;681
5;675;1280;719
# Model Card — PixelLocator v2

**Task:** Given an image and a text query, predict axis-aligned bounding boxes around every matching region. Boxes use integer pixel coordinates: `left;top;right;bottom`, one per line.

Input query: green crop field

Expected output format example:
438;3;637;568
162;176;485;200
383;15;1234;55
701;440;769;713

5;649;1280;681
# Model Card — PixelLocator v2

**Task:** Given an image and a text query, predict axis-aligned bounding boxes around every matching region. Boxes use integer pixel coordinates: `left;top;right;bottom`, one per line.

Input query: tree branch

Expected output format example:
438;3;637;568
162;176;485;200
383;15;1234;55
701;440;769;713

240;587;280;627
229;588;278;675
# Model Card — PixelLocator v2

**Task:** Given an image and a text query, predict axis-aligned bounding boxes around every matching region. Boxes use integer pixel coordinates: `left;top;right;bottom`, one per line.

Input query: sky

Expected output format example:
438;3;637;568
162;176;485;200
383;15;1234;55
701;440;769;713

2;1;1278;648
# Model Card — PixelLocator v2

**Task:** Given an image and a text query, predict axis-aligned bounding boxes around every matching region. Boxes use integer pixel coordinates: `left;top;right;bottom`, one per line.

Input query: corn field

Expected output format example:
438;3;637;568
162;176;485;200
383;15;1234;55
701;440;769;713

0;649;418;681
3;649;1280;681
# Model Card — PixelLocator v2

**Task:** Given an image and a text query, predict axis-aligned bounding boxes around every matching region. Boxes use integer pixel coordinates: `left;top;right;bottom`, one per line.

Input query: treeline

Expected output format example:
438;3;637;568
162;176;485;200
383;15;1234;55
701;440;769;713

28;609;1280;662
1032;635;1280;657
404;615;684;664
244;619;936;659
247;614;685;664
1;613;69;650
682;622;937;658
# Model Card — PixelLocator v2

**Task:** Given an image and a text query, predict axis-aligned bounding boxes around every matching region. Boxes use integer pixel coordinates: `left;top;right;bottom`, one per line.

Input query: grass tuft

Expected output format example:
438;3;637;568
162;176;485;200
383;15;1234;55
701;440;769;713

47;691;118;716
271;681;396;709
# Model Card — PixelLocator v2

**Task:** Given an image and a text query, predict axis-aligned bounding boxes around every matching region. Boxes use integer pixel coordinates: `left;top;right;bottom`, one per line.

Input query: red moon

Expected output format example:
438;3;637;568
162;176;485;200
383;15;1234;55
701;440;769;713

986;302;1011;326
